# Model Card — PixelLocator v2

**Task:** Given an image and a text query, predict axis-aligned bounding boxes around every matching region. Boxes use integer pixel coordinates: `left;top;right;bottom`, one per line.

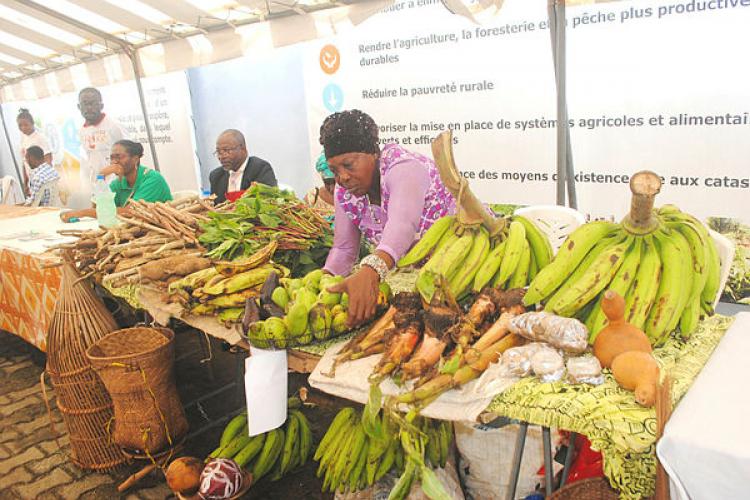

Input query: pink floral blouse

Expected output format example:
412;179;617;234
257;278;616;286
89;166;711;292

323;143;456;276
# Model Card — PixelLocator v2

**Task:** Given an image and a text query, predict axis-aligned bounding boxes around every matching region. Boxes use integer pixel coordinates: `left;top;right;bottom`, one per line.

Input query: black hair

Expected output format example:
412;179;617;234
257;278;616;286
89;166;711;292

17;108;33;123
114;139;144;158
26;145;44;160
79;87;102;100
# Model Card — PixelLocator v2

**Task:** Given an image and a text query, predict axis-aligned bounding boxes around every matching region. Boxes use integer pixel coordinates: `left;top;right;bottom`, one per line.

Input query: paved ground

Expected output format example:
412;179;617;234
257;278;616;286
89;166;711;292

0;323;339;500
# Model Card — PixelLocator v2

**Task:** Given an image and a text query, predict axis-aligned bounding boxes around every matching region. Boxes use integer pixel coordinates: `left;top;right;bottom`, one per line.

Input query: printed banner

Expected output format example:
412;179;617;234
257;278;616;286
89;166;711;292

303;0;750;224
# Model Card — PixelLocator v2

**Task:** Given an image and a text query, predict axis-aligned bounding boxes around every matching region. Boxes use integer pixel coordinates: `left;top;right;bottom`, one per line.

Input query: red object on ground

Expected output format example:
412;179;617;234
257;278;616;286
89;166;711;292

536;433;604;485
225;190;245;202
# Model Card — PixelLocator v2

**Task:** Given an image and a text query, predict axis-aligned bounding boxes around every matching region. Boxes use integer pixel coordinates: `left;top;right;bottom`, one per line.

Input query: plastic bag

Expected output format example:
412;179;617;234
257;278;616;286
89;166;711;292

566;355;604;385
530;346;565;382
501;343;545;377
509;312;588;353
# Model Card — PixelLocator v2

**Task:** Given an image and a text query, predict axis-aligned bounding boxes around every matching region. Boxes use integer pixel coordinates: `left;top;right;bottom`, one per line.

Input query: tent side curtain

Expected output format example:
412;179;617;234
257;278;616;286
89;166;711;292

0;1;392;103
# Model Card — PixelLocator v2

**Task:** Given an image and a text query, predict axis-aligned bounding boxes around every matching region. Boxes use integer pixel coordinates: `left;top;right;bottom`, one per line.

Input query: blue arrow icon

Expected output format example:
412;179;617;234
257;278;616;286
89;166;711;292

323;83;343;112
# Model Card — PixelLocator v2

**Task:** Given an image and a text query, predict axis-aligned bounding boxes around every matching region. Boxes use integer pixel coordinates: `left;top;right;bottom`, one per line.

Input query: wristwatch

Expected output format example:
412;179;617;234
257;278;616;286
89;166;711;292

359;254;389;282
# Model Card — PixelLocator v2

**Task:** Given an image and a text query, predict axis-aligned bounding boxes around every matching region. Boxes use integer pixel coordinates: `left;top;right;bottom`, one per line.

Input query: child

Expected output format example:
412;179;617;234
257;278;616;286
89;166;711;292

24;145;60;207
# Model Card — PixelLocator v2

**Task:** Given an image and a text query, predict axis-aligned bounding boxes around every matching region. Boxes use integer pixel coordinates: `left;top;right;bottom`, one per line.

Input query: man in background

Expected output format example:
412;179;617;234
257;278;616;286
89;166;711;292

72;87;126;208
24;146;60;206
209;129;277;203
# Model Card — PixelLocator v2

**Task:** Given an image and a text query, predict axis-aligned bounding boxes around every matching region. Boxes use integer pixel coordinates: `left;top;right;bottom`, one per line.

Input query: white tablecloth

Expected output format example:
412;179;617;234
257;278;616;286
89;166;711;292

0;210;98;255
657;312;750;500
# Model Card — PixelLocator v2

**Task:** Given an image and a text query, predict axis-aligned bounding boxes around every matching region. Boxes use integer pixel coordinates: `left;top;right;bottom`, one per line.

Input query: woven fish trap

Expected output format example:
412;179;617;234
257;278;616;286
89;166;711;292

46;260;127;471
86;326;188;456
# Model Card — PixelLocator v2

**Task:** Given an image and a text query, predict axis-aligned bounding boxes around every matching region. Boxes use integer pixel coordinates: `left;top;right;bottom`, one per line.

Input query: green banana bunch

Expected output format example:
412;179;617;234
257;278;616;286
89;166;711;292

523;199;720;346
407;214;553;303
210;404;314;483
315;407;452;494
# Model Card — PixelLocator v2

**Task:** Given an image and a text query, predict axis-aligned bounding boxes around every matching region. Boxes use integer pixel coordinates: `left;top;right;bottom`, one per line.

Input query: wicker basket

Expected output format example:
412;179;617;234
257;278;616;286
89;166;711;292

549;477;619;500
46;261;127;471
86;326;188;455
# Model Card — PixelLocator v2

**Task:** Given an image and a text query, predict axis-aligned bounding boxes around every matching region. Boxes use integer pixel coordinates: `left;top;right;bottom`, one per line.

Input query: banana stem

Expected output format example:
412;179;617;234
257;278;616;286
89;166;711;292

625;171;662;232
431;131;506;237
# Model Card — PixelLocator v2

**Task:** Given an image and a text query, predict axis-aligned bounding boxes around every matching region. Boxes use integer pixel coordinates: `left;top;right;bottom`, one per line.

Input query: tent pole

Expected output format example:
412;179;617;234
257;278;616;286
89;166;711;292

547;0;577;208
0;104;24;186
127;49;160;172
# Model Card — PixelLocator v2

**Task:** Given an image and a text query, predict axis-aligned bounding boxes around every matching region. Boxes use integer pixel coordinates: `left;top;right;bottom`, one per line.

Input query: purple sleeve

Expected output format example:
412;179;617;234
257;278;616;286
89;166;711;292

376;160;431;263
323;194;361;276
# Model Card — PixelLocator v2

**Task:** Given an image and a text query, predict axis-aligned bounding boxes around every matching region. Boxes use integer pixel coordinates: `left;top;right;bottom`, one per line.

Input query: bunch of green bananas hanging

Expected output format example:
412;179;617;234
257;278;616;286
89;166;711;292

246;269;392;349
208;400;313;482
314;407;452;495
523;204;721;346
398;214;552;302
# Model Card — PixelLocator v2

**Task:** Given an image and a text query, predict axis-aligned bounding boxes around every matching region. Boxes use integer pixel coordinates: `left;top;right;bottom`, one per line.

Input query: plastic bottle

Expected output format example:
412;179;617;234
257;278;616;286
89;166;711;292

93;174;118;227
201;187;211;199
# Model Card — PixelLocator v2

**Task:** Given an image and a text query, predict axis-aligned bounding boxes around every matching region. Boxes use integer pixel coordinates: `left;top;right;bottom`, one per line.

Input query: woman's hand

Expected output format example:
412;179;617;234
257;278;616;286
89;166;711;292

99;164;122;177
60;210;81;222
327;266;380;328
60;209;94;222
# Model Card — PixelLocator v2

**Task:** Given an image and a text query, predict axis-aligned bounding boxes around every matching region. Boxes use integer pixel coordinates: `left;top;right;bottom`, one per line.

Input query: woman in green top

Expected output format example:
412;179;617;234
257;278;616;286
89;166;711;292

61;140;172;222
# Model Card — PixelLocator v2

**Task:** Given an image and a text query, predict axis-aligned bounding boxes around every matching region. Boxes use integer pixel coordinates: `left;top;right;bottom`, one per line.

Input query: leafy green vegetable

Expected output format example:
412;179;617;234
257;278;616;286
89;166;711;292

199;184;334;276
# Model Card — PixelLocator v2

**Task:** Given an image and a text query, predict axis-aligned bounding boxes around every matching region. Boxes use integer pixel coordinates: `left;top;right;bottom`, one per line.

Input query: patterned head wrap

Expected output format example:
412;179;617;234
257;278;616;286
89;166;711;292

320;109;380;159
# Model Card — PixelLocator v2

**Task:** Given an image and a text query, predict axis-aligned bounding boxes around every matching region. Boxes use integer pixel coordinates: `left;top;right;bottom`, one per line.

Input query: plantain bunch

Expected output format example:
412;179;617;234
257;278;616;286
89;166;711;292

207;397;312;482
523;173;722;346
314;406;452;496
399;214;553;303
168;240;289;326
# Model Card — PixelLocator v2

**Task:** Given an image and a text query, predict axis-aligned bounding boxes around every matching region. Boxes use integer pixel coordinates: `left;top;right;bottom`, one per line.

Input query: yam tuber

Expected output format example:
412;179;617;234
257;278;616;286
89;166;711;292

611;351;660;407
593;290;652;368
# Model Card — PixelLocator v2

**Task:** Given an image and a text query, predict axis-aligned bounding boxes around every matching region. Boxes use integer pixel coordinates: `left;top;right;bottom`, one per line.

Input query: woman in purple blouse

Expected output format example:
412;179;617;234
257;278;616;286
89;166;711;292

323;110;456;326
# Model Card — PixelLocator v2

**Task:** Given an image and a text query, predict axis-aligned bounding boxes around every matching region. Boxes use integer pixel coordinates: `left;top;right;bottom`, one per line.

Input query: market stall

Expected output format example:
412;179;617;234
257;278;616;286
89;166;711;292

0;127;741;500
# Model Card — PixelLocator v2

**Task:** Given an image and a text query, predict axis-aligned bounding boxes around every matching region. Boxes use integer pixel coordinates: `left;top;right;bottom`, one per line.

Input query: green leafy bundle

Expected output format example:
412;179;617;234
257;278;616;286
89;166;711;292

199;184;333;276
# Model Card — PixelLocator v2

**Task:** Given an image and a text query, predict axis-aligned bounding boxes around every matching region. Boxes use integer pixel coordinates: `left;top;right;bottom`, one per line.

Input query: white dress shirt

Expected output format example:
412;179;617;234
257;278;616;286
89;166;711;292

227;156;248;193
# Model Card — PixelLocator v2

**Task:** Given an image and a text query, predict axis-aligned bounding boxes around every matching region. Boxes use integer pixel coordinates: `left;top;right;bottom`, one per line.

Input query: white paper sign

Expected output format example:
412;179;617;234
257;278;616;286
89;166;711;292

244;347;288;436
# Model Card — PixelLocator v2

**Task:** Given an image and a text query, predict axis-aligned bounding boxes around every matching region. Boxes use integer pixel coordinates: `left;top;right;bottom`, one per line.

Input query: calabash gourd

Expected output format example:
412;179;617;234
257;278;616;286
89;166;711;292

593;290;652;368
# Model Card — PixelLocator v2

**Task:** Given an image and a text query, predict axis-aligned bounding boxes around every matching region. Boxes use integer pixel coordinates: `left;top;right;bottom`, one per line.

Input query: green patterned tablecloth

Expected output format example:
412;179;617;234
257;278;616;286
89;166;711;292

485;315;734;499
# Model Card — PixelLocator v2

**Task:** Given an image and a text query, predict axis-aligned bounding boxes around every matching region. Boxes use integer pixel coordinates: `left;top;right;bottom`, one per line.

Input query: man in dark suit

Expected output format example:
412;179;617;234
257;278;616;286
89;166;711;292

209;129;277;203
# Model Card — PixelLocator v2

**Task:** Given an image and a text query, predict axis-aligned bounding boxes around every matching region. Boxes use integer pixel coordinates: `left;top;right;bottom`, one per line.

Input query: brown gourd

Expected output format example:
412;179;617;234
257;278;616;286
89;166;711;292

593;290;652;368
611;351;660;407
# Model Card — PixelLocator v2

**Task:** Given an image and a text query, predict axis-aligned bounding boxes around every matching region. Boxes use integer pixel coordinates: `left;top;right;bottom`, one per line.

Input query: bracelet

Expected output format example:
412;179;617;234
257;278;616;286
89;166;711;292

359;254;389;282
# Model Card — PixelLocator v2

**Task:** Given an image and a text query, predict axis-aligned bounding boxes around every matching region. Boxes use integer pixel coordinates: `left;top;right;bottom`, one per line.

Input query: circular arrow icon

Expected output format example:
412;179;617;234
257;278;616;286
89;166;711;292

319;44;340;75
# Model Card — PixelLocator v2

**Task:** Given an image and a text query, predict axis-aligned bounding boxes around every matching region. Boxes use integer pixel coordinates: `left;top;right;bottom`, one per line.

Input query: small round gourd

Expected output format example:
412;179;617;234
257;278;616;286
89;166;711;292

611;351;660;407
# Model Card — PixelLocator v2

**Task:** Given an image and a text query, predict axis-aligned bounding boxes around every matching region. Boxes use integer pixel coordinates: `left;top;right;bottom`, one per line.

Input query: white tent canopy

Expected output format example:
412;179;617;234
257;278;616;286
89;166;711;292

0;0;395;102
